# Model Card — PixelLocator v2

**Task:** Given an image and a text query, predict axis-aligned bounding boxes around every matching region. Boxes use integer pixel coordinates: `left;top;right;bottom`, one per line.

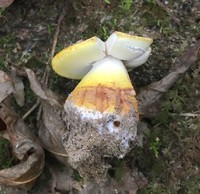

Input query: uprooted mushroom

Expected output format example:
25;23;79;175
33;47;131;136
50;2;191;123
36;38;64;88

0;31;199;193
51;31;153;183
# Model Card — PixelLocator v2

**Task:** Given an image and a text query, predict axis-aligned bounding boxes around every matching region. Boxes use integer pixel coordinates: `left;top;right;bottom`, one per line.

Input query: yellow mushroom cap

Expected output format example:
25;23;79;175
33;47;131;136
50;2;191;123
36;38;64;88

125;47;152;70
52;36;106;79
52;32;153;81
106;31;153;61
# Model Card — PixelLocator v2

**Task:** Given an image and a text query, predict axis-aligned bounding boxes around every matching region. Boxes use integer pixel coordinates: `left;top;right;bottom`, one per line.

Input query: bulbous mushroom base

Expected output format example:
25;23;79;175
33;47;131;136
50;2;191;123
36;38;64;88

62;95;138;183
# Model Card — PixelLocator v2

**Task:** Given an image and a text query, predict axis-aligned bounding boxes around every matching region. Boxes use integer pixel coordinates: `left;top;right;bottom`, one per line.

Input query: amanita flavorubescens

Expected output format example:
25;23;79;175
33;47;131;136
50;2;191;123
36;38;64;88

52;31;153;182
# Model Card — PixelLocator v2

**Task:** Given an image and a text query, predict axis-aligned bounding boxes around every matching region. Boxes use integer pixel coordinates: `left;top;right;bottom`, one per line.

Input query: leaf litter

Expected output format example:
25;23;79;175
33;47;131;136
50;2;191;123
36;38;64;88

0;71;45;191
0;37;199;193
137;40;200;118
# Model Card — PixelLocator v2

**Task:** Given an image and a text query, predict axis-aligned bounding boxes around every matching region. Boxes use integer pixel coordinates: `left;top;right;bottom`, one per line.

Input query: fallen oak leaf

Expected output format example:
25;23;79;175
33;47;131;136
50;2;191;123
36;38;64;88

0;103;45;189
137;40;200;118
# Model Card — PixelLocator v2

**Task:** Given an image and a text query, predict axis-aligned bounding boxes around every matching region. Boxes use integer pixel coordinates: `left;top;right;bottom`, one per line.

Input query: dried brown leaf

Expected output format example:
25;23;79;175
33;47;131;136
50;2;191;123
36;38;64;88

0;103;45;189
0;0;14;7
25;68;68;163
138;40;200;118
39;102;68;162
11;68;25;107
25;68;62;108
0;70;14;103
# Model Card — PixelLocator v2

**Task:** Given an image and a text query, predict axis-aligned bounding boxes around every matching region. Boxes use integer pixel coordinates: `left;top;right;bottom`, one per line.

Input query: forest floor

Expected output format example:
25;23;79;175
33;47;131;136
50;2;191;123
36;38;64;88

0;0;200;193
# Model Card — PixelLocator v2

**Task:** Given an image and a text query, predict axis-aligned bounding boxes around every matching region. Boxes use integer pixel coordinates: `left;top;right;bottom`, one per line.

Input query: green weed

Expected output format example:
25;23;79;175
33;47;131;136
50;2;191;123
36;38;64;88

74;169;84;183
0;8;6;16
150;137;160;158
119;0;133;11
104;0;111;4
99;26;110;41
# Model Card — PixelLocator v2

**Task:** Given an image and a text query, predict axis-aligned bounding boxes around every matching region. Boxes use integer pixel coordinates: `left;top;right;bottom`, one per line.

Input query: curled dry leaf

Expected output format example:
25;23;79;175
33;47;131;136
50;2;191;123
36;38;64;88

0;103;45;189
25;68;62;108
0;0;14;7
0;70;14;103
138;40;200;118
39;101;68;164
25;68;68;163
11;68;25;107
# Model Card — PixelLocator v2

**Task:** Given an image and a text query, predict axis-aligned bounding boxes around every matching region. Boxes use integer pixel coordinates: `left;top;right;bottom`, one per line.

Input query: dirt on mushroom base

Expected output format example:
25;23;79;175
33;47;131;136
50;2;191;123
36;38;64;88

0;0;200;193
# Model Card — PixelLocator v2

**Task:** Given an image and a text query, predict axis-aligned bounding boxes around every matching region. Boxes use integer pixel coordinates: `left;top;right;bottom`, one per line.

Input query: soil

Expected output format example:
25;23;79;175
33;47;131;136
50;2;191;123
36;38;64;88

0;0;200;193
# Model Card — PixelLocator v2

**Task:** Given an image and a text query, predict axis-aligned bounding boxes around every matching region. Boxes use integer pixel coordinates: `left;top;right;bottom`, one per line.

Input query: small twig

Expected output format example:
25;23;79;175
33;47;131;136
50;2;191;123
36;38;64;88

36;105;43;121
48;13;65;64
43;6;66;86
23;4;66;121
155;0;180;25
170;113;200;117
22;99;40;120
39;6;66;120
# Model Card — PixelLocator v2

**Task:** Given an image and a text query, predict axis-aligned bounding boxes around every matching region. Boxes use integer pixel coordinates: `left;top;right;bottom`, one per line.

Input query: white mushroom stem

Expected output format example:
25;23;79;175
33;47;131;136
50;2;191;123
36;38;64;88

76;56;133;89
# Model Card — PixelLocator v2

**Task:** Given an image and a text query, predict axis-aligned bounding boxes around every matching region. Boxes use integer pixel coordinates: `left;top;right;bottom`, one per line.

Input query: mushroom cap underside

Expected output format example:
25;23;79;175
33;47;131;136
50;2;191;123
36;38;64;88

52;31;153;79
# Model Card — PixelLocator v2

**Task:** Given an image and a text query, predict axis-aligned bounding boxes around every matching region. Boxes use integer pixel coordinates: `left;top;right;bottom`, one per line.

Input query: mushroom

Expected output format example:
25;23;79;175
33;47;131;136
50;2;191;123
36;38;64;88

52;31;153;182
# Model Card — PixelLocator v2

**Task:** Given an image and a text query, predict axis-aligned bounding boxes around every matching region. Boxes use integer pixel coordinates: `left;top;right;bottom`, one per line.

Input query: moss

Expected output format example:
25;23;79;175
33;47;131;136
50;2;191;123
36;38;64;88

0;137;14;170
103;0;111;4
108;158;125;181
0;59;6;71
0;8;6;16
25;57;46;70
136;64;200;193
0;34;15;71
141;2;175;36
119;0;133;11
73;169;84;183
